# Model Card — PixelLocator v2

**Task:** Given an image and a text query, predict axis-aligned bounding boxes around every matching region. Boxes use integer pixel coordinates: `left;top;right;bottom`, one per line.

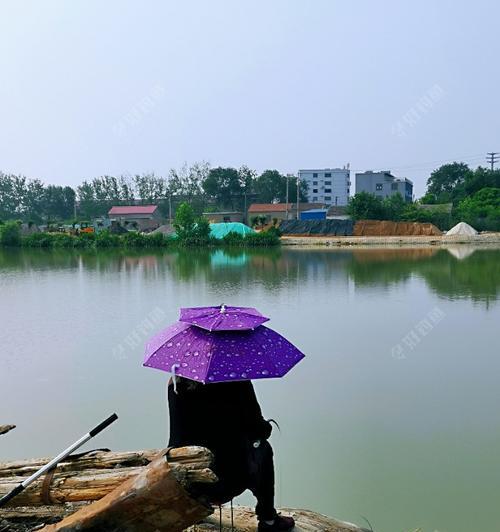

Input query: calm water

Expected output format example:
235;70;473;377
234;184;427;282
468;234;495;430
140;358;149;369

1;246;499;532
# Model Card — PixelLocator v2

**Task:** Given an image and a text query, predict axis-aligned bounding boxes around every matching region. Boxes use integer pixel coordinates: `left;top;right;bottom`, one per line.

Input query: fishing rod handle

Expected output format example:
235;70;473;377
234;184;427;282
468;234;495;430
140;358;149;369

0;484;23;508
89;413;118;437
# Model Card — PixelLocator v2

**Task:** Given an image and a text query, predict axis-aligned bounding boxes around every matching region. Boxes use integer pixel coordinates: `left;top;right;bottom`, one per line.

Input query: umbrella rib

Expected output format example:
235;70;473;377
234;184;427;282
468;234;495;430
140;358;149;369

203;335;217;383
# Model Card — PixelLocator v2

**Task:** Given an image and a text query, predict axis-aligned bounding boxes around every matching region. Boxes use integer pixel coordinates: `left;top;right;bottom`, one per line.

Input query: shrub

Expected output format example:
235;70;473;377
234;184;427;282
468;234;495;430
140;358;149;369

122;231;148;248
146;232;170;248
0;221;21;246
95;230;120;248
51;233;76;248
222;231;245;246
23;232;54;247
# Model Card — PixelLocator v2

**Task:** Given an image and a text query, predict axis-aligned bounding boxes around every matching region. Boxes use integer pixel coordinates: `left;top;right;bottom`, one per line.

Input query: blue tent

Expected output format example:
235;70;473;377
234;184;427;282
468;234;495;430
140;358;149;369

209;222;255;239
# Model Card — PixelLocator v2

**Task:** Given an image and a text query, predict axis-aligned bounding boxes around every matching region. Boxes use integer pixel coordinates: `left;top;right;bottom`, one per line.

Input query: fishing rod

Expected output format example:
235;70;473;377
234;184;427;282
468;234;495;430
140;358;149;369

0;412;118;508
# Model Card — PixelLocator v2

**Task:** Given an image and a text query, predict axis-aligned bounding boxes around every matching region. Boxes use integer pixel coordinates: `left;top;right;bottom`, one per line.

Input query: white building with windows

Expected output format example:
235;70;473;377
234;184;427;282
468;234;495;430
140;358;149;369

298;167;351;206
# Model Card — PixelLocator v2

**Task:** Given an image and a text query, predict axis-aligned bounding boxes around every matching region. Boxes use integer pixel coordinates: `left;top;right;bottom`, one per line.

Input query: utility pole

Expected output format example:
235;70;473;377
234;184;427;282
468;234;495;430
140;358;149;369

285;174;291;220
486;152;499;171
296;173;300;220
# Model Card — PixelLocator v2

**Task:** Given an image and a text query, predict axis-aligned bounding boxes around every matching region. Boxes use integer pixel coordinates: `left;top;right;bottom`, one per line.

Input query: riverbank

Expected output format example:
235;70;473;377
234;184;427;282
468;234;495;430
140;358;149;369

281;232;500;247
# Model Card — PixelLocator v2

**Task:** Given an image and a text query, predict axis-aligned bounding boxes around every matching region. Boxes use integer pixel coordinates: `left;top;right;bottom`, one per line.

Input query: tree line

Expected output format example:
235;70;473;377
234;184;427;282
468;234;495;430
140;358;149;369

0;163;307;223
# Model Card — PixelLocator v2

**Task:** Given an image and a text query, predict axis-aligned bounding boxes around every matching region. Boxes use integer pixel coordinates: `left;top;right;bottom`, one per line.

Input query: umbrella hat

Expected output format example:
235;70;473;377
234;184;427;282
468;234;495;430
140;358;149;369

143;321;304;383
179;304;269;331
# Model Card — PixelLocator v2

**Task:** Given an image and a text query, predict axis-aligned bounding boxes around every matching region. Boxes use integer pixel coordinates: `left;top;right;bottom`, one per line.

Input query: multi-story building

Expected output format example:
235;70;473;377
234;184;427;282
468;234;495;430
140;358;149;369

355;171;413;202
298;167;350;206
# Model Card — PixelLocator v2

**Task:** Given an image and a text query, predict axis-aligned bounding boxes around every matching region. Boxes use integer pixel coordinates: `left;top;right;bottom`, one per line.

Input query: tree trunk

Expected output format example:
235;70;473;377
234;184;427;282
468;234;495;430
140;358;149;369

39;451;214;532
187;506;368;532
0;447;214;507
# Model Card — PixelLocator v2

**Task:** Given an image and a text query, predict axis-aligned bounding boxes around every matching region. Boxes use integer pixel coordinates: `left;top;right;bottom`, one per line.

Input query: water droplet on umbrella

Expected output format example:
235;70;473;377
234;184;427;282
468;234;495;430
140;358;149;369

262;370;269;376
167;342;173;348
194;351;199;357
241;372;248;379
229;372;237;378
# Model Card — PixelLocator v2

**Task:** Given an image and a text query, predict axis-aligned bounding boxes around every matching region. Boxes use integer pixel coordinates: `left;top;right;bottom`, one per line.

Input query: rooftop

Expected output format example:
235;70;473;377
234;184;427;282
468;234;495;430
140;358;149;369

108;205;158;215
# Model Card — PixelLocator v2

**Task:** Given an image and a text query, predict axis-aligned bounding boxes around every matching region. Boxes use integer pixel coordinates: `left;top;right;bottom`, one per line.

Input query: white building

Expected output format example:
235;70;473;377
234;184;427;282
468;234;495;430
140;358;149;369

298;167;350;206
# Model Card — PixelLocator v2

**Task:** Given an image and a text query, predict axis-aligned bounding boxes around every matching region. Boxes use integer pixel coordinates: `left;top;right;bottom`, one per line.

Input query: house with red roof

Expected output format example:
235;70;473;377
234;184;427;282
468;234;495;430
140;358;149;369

108;205;162;231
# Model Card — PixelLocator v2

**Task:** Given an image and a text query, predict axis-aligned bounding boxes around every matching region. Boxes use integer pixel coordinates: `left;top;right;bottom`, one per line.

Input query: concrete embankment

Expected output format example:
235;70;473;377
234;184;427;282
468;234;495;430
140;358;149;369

281;233;500;247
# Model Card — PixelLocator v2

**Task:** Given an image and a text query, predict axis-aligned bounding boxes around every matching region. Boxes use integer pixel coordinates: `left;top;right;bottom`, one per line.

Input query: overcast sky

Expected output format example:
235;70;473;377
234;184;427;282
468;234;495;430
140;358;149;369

1;0;498;196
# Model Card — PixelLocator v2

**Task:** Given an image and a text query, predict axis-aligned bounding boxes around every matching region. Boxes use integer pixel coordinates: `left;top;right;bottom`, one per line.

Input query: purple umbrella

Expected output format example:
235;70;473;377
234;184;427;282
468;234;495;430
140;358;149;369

179;304;269;331
143;320;304;383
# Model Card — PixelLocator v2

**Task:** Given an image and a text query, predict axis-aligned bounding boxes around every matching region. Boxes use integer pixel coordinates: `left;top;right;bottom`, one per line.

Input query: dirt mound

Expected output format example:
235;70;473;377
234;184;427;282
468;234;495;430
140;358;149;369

353;220;442;236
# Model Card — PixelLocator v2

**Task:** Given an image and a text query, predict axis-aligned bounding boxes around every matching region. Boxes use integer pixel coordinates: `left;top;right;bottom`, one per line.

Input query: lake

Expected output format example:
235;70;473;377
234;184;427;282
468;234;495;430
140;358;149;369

1;245;499;532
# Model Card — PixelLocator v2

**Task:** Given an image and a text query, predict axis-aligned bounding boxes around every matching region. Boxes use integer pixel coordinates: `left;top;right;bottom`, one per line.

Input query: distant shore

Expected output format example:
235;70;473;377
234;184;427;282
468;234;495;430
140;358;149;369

281;233;500;247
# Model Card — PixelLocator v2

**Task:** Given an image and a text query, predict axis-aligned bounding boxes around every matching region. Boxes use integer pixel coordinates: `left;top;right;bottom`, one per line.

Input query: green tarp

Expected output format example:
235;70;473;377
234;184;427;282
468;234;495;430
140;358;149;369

209;222;255;239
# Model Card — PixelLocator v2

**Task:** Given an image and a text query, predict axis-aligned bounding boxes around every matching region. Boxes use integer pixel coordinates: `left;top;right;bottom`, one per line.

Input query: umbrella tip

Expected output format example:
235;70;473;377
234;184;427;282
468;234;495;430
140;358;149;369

220;304;226;313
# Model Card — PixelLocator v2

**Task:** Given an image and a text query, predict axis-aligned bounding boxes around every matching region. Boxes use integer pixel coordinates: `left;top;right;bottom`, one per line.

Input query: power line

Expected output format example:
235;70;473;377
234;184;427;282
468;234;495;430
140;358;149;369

348;153;485;174
486;152;499;171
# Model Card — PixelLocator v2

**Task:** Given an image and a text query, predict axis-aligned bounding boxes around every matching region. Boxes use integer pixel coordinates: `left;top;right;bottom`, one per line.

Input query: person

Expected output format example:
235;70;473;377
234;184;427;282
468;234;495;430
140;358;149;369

168;376;295;531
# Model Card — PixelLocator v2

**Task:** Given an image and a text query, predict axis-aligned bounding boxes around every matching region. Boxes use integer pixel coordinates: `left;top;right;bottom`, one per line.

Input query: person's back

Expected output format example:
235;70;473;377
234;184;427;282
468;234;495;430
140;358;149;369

167;377;295;531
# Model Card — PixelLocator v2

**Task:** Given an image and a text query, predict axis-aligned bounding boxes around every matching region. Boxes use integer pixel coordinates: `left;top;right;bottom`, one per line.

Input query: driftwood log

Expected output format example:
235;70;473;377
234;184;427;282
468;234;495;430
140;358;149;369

0;447;213;507
39;450;216;532
0;447;216;532
188;506;367;532
0;425;15;436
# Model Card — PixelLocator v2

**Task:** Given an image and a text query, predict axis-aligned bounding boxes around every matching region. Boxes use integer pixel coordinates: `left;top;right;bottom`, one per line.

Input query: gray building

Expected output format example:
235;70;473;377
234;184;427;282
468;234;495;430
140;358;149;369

298;167;350;206
355;171;413;202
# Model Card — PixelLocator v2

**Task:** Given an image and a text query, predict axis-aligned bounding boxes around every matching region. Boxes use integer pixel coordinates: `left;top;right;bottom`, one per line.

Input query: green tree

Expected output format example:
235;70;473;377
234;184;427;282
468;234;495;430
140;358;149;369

43;185;76;220
347;192;385;220
456;187;500;230
382;193;406;221
173;202;196;238
254;170;307;204
464;167;500;196
133;173;166;204
202;167;242;209
0;221;21;246
425;162;473;204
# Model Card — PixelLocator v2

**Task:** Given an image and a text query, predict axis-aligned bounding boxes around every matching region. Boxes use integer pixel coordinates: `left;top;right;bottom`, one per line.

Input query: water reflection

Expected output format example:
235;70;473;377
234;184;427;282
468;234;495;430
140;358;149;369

0;246;499;304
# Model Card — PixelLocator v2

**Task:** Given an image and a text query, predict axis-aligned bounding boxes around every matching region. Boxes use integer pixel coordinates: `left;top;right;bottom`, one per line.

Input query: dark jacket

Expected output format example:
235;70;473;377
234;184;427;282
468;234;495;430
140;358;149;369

168;378;272;486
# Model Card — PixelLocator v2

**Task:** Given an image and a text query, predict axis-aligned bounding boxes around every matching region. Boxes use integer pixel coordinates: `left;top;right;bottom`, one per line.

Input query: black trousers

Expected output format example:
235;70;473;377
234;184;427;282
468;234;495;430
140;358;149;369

197;439;276;522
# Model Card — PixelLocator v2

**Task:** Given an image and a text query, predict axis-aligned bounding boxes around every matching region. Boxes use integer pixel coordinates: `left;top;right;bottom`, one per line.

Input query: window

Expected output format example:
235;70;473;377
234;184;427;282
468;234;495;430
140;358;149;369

391;183;398;191
324;196;331;201
223;216;231;222
325;172;331;178
324;188;331;193
376;183;383;191
324;180;331;185
312;197;318;201
312;181;318;185
313;188;318;193
313;172;318;178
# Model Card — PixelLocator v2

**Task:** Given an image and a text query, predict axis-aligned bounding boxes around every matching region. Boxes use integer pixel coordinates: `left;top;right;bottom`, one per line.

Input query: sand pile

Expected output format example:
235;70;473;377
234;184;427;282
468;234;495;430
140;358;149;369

446;222;478;236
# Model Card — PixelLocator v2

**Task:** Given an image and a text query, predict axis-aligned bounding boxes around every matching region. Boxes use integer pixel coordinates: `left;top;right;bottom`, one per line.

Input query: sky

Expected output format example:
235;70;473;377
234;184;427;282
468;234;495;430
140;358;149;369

0;0;498;197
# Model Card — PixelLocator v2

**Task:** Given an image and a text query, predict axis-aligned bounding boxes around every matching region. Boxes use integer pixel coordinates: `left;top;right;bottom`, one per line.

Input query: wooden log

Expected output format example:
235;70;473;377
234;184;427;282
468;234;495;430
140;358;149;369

0;447;215;507
39;451;214;532
187;505;368;532
0;425;15;437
